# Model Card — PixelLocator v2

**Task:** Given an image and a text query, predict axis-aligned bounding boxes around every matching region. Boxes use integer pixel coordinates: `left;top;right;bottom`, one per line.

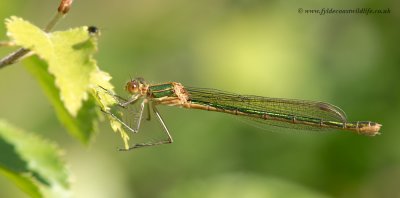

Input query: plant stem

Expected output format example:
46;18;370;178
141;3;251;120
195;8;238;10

0;0;74;69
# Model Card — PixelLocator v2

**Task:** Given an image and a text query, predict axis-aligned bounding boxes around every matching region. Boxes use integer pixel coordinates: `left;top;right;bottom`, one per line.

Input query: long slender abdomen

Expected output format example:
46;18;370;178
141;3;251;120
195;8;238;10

183;102;381;136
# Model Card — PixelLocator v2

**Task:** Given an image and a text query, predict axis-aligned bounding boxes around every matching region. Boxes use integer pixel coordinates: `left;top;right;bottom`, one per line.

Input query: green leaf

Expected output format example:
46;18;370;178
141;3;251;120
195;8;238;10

0;120;71;198
0;167;42;198
5;16;127;146
93;86;130;150
23;56;99;143
6;16;97;116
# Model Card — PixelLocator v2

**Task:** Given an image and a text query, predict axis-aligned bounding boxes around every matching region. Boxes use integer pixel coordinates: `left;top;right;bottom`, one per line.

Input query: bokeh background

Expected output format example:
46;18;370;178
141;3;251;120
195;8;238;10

0;0;399;197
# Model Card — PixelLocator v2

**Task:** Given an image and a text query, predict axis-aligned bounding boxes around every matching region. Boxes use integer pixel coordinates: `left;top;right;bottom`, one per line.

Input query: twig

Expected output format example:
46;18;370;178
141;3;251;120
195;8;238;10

0;0;74;69
44;12;65;33
0;48;30;68
0;41;16;46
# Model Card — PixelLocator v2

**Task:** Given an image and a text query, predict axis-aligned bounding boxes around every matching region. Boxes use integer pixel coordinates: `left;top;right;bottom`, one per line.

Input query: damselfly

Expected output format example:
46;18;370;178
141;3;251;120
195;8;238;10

100;77;381;150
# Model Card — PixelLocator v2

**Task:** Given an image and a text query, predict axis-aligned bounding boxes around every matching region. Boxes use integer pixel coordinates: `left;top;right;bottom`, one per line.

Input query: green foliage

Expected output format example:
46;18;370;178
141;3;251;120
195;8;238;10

23;56;100;143
4;16;124;144
7;16;97;116
93;86;131;149
0;16;131;197
0;120;70;198
0;167;42;198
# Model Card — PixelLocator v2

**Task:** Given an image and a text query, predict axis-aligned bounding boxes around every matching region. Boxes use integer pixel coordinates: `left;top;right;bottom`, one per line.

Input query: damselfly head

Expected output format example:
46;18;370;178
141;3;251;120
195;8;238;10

125;77;147;94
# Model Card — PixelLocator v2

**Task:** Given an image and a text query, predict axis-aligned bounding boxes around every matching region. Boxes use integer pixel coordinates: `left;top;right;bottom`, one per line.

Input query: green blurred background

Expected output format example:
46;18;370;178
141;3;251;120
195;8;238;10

0;0;399;197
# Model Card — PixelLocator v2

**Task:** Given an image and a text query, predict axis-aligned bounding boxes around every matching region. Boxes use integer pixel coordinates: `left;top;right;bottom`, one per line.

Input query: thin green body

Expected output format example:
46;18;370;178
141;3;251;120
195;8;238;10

184;87;380;135
103;78;381;150
190;100;375;132
123;80;381;136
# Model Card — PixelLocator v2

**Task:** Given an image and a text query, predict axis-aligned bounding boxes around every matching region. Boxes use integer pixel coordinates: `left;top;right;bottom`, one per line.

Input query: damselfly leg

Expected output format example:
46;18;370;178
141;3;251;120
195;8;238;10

146;102;151;121
134;100;145;132
99;86;174;150
119;103;174;151
98;86;139;108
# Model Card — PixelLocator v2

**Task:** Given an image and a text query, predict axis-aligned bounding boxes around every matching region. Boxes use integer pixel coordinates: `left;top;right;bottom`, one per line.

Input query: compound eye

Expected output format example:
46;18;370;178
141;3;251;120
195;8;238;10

126;80;139;93
132;81;138;89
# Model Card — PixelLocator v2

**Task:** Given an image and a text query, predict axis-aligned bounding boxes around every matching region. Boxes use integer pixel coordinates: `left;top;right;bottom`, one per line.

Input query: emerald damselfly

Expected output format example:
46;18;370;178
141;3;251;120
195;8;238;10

100;77;381;150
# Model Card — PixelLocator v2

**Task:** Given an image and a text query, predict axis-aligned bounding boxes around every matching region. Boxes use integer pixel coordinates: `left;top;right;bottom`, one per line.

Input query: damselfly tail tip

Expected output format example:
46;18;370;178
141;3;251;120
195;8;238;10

359;122;382;136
